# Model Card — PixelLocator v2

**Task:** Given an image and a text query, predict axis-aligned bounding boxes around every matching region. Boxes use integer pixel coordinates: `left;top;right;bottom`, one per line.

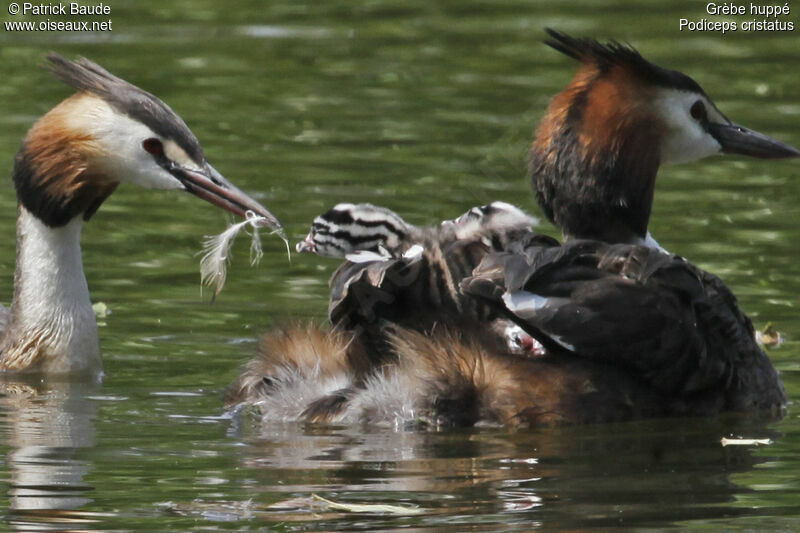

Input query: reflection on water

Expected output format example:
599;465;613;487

0;377;98;531
171;413;782;530
0;0;798;530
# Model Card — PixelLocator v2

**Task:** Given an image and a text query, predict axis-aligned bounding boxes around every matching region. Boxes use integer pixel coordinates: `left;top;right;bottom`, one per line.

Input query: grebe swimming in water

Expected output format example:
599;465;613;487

228;30;795;427
0;55;282;375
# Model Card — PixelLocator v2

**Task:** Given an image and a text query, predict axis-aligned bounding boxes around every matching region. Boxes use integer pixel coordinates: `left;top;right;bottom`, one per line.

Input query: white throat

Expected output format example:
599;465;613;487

638;231;668;253
1;206;101;373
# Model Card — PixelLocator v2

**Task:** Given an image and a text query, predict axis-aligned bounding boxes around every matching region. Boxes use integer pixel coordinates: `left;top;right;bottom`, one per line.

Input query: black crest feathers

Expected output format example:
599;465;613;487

45;53;205;162
543;29;706;95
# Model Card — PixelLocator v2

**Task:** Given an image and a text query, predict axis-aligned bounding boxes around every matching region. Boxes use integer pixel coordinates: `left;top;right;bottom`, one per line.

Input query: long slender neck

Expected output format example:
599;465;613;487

0;206;100;373
529;125;661;244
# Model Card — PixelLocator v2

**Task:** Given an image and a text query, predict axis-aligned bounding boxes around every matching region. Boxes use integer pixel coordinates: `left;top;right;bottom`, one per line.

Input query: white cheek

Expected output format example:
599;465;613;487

79;101;184;190
660;121;722;165
654;91;723;165
100;142;184;189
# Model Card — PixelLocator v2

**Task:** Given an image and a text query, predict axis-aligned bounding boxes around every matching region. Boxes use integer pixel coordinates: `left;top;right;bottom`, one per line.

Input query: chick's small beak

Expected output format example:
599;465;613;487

295;232;316;253
708;122;800;159
174;162;283;231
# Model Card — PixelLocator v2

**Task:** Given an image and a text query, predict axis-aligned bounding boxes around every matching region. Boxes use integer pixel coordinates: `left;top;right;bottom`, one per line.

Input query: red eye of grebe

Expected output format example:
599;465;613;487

142;138;164;155
690;100;707;121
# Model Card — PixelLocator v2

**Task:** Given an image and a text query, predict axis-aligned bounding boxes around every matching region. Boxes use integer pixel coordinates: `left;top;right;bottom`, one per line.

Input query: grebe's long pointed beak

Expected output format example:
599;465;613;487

708;122;800;159
173;162;283;231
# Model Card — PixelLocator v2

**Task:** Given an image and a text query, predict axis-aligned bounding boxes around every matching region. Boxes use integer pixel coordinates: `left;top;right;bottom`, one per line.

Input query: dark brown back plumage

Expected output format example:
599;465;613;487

462;239;786;415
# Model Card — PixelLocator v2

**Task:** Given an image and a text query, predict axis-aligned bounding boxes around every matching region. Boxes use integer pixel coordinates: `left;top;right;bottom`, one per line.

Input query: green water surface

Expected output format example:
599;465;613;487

0;1;798;530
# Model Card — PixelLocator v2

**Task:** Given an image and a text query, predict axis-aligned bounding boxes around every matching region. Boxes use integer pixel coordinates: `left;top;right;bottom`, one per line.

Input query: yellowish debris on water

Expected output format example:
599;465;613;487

311;494;424;515
758;322;783;348
720;437;772;447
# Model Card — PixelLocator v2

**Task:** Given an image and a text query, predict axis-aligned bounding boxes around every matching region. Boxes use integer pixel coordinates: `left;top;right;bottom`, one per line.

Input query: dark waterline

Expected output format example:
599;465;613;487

0;1;798;530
